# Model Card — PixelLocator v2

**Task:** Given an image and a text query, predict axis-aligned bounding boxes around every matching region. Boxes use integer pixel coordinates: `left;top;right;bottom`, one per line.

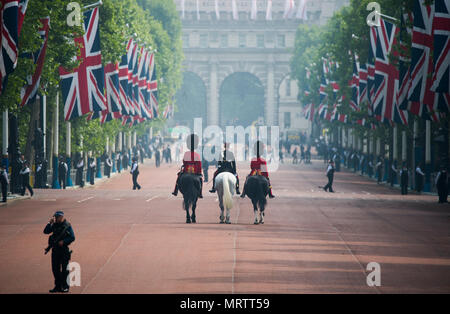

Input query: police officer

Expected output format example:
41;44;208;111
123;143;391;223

104;155;112;178
130;157;141;190
209;143;240;194
415;163;425;193
58;157;68;189
436;166;449;204
116;151;122;173
88;157;96;185
323;160;335;193
376;157;383;184
0;165;9;202
75;155;84;187
43;211;75;293
400;164;409;195
20;162;34;197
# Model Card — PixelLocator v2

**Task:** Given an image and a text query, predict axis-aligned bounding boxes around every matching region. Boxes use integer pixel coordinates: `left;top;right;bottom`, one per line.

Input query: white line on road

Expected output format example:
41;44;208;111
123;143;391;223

146;195;159;202
78;196;95;203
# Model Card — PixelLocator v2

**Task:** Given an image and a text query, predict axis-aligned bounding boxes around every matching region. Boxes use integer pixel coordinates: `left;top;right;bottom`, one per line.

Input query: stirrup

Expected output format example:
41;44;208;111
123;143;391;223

209;189;216;193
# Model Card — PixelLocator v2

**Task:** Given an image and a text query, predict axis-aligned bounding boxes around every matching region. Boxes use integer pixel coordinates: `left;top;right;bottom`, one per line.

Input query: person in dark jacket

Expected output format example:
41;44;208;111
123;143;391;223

436;166;449;204
104;156;112;178
0;165;9;202
400;164;409;195
75;155;84;187
58;158;68;189
20;162;34;197
88;158;96;185
415;163;425;193
323;160;335;193
43;211;75;293
130;157;141;190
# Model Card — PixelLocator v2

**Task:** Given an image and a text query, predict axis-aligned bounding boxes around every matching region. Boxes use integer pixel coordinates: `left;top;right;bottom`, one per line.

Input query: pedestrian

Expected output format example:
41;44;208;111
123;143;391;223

116;152;122;173
400;164;409;195
436;166;449;204
20;162;34;197
390;161;398;187
376;157;383;184
155;148;161;168
292;148;298;164
104;156;112;178
43;211;75;293
415;163;425;193
75;156;84;187
0;165;9;202
89;158;96;185
122;151;129;170
131;157;141;190
58;158;68;189
323;160;335;193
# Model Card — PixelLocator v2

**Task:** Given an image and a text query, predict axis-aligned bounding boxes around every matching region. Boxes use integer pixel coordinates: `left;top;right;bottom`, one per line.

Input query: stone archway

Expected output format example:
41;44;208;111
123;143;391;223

174;72;207;128
219;72;265;127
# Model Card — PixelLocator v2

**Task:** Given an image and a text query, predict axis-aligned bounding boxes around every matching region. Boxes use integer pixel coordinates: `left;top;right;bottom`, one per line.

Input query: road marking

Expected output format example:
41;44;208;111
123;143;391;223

146;195;159;202
113;199;122;201
78;196;94;203
362;191;371;195
42;199;57;202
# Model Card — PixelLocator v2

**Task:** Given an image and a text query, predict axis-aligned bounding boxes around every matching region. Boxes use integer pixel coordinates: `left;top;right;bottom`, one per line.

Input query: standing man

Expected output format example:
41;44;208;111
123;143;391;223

323;160;335;193
43;211;75;293
122;151;129;170
400;164;409;195
75;155;84;187
58;158;68;190
0;165;9;202
130;157;141;190
376;157;383;184
89;157;96;185
116;152;122;173
104;155;112;178
415;162;425;193
155;147;161;168
20;162;34;197
390;161;398;187
436;166;449;204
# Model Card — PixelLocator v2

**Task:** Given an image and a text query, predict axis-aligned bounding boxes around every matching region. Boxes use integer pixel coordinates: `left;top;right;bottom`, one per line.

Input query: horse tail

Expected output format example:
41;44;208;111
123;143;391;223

222;174;233;211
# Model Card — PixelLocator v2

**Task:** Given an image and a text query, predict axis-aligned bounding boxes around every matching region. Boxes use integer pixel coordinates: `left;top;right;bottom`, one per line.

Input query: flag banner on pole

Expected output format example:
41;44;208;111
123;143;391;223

105;62;121;113
251;0;257;20
319;73;327;104
431;0;450;95
367;26;377;115
215;0;220;20
149;52;159;119
119;53;131;116
20;17;49;107
232;0;238;20
397;12;412;111
283;0;295;19
266;0;272;20
349;53;360;111
408;0;440;121
296;0;308;20
358;61;368;105
18;0;28;36
59;7;107;121
0;0;19;95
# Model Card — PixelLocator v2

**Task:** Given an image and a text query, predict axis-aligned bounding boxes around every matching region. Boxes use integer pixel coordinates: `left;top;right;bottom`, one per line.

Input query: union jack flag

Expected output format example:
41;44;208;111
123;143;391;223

397;12;412;111
372;19;407;125
431;0;450;94
0;0;18;95
350;53;359;111
17;0;28;36
149;52;159;119
358;60;368;105
20;17;49;107
303;103;315;121
408;0;440;121
317;103;327;119
137;48;152;119
319;73;327;105
105;62;121;113
59;7;107;121
367;26;377;115
163;104;173;119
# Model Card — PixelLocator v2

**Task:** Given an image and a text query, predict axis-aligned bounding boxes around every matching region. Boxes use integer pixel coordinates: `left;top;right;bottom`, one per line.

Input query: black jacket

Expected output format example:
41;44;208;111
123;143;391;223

43;220;75;249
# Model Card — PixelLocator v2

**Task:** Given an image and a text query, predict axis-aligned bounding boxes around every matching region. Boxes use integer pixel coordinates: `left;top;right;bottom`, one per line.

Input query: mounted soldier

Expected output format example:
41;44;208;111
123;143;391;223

209;142;240;195
172;134;203;199
241;141;275;199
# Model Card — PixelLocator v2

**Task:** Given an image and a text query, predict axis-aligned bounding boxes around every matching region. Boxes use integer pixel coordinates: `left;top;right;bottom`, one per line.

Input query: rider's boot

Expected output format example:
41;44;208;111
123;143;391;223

172;184;178;196
269;186;275;199
235;176;241;194
199;178;203;198
209;178;216;193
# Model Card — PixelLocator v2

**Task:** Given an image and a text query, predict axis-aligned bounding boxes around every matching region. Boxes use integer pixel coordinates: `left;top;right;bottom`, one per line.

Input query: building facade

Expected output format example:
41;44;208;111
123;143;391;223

174;0;349;136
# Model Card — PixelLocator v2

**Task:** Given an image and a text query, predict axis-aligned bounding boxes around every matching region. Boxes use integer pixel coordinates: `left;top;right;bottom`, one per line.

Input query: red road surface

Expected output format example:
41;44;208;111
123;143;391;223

0;159;449;293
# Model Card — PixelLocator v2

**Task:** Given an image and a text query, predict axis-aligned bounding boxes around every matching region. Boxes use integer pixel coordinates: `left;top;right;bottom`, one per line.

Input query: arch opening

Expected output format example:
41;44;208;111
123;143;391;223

174;72;207;128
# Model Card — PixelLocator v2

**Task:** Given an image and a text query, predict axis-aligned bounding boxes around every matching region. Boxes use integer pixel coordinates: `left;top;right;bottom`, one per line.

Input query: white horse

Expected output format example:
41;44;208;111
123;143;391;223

215;172;237;224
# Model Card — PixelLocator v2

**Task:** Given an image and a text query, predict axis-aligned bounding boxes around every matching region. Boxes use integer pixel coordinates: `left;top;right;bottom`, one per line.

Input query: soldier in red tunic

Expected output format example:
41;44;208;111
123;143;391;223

172;134;203;198
241;141;275;198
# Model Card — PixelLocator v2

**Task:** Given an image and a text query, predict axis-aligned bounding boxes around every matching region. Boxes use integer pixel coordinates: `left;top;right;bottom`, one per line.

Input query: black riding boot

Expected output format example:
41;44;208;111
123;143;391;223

199;178;203;198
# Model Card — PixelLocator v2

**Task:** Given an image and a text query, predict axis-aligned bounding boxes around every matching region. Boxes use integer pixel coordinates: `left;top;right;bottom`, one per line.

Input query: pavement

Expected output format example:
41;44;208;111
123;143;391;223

0;158;449;294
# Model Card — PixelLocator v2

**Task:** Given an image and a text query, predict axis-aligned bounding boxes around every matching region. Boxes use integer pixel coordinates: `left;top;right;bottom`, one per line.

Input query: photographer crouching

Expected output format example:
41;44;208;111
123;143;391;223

43;211;75;293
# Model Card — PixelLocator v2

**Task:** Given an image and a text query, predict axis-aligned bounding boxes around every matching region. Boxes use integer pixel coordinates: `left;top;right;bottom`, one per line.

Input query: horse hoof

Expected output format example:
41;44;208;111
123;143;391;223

254;221;259;225
191;218;196;223
220;220;224;224
186;219;191;224
226;220;231;224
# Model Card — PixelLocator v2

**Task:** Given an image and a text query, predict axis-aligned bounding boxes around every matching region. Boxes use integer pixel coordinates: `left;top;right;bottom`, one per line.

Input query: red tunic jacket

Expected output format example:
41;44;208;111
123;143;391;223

183;151;202;175
250;157;269;178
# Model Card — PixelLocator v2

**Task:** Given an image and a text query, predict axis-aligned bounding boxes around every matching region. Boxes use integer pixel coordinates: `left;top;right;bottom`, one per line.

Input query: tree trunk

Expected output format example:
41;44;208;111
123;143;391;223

24;98;40;167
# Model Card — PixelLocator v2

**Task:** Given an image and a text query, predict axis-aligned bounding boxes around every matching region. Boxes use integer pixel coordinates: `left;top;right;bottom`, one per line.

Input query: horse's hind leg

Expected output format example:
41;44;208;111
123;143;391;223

191;202;197;223
260;209;265;224
219;204;225;224
185;201;191;224
253;202;259;225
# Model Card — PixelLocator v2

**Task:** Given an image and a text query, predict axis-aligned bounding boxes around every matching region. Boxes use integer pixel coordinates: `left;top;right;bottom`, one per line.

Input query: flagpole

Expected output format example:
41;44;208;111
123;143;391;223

83;0;103;11
424;120;431;192
66;121;73;187
52;92;60;189
2;110;8;172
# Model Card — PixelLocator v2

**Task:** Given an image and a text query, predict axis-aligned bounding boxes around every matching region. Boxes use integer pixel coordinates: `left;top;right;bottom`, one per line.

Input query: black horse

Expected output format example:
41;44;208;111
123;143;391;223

179;174;201;223
243;175;269;224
